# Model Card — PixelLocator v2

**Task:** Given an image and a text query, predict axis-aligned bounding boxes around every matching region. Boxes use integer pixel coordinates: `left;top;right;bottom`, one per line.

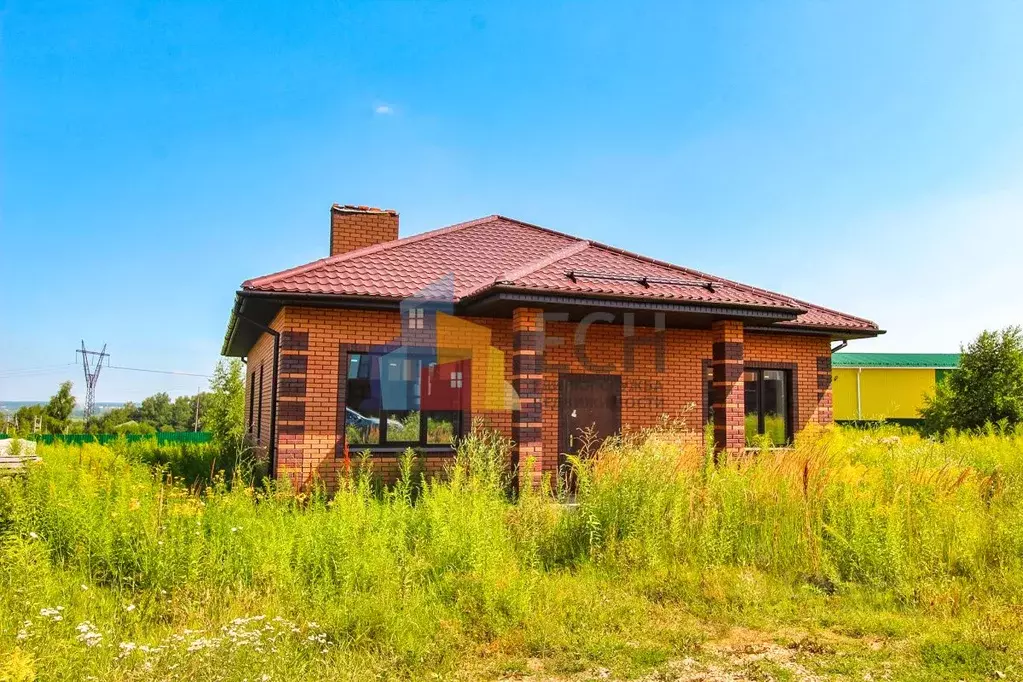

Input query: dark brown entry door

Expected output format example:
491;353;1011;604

558;374;622;471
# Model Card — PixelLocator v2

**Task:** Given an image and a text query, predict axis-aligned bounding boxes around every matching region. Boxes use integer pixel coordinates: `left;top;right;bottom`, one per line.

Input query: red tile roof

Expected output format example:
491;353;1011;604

242;215;879;334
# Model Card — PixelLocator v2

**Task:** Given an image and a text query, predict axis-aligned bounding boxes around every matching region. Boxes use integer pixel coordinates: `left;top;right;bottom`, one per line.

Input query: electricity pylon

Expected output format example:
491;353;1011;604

76;341;108;419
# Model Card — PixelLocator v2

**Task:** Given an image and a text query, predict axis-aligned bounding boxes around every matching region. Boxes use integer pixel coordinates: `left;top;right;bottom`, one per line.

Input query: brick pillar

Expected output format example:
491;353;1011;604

711;320;745;457
511;307;545;491
277;330;309;486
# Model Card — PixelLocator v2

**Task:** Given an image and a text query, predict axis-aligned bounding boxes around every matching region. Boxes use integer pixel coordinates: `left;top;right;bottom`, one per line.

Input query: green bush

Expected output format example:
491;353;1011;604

922;326;1023;434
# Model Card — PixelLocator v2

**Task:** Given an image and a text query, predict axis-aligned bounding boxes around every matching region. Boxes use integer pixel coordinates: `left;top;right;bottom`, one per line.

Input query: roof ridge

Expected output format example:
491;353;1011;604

455;240;591;301
488;214;596;243
243;214;503;289
572;240;809;313
485;215;808;312
497;240;591;284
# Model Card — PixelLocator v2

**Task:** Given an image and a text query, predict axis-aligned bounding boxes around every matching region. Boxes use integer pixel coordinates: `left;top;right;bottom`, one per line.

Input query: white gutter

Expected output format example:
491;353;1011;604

856;368;862;421
840;366;955;370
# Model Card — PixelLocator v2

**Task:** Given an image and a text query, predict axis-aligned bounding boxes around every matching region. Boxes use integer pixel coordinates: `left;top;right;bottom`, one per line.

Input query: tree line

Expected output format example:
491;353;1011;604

3;359;246;442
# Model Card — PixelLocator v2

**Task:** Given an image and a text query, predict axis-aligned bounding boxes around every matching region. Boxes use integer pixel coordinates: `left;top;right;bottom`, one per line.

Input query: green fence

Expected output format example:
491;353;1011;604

0;432;212;445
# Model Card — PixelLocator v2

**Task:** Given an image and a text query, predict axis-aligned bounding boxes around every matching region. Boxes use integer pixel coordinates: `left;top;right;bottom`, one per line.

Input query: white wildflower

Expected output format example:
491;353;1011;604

28;532;39;540
40;607;64;621
75;621;103;647
187;636;220;652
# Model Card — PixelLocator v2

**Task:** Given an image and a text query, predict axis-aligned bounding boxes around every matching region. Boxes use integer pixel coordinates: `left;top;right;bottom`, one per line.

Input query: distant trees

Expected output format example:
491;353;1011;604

10;403;45;436
3;360;246;439
2;386;205;436
89;394;205;434
5;382;78;435
201;359;245;452
921;326;1023;434
46;381;76;425
138;392;173;430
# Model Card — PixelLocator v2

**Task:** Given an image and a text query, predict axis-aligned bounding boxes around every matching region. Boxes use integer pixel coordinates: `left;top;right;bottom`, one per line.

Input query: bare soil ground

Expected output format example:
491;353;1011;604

494;627;900;682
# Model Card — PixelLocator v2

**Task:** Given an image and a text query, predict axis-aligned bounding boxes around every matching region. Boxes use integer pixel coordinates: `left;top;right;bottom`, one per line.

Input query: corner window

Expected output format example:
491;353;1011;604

344;350;468;448
704;365;793;446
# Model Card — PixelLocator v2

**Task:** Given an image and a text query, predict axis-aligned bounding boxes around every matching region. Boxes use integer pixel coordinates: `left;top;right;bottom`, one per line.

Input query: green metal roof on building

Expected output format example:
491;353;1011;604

832;353;960;369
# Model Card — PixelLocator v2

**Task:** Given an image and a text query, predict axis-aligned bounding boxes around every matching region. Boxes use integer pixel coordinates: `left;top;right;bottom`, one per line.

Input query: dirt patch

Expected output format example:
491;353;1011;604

499;627;848;681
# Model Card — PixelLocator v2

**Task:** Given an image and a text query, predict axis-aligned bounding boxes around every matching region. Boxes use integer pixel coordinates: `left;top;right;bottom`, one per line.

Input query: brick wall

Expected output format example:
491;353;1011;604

329;205;399;257
254;305;834;491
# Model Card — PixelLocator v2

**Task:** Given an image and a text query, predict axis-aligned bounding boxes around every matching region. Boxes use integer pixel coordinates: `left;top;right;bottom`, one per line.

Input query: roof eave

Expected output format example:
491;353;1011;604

463;284;806;317
462;288;804;324
746;324;886;341
223;289;409;358
221;293;242;357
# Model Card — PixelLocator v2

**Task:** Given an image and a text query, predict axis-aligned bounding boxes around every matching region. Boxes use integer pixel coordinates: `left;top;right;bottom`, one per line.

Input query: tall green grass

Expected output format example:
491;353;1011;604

1;424;1021;680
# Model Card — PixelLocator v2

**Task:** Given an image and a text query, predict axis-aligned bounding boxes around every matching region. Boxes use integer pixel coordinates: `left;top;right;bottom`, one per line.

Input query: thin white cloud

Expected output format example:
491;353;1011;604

374;104;393;115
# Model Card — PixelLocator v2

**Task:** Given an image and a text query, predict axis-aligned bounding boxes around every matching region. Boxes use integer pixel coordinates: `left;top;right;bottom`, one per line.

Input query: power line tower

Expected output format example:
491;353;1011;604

76;341;109;419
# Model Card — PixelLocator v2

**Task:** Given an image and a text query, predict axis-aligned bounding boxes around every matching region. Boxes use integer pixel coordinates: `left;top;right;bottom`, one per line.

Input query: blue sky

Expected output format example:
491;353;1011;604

2;1;1022;402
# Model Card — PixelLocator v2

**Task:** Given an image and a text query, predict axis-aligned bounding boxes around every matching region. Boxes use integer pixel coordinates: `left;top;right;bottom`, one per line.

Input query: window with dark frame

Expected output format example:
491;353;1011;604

344;350;468;449
248;372;255;434
257;363;265;441
704;365;793;446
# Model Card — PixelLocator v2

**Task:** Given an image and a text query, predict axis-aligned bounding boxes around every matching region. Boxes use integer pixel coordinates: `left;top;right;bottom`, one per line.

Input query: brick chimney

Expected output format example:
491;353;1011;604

329;204;399;256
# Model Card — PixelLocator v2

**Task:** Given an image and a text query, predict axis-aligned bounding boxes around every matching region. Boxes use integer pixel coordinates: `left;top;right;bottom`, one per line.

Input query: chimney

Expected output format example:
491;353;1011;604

329;204;399;256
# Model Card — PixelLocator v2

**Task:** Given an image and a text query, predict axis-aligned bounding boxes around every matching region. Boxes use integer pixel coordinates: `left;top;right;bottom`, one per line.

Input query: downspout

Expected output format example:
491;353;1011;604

233;302;281;480
856;368;862;421
830;339;850;421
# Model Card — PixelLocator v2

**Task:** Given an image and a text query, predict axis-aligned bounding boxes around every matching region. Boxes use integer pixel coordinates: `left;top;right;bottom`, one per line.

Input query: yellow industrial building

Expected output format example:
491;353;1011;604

832;353;959;424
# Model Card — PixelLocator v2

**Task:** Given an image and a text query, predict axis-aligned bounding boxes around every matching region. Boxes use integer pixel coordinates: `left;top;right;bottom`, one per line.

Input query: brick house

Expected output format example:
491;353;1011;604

222;204;881;489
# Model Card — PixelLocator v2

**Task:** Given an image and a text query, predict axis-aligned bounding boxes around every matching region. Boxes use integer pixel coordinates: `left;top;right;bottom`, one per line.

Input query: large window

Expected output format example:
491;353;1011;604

344;350;468;449
745;368;791;445
704;365;793;446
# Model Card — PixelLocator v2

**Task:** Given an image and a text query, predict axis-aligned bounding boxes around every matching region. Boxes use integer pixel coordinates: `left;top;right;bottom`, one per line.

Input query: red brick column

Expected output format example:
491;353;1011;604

276;330;309;488
511;307;545;491
711;320;745;457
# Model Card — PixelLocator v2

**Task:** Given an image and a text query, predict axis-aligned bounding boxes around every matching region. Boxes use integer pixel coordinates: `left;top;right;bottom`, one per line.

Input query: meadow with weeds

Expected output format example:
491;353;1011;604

1;425;1022;681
